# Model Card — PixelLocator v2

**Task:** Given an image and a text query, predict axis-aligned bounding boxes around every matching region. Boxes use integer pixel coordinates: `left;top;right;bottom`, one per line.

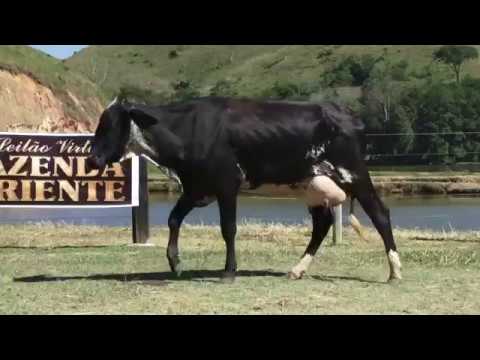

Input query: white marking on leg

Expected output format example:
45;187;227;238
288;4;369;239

388;250;402;280
289;254;313;279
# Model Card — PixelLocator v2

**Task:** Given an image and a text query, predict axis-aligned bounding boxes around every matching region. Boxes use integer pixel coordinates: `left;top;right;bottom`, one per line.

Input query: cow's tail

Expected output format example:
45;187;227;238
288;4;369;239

348;197;369;242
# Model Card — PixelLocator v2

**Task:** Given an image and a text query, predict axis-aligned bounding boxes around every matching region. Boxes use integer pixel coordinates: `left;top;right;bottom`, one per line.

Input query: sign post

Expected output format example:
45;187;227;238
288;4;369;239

132;157;150;245
332;204;342;245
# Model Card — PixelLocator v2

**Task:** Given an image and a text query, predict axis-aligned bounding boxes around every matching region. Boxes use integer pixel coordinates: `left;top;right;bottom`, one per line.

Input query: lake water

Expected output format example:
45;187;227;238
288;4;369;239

1;193;480;231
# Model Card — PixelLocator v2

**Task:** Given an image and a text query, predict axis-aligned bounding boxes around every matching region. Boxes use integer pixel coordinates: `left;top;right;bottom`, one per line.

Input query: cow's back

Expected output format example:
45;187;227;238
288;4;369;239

156;97;365;190
207;98;361;186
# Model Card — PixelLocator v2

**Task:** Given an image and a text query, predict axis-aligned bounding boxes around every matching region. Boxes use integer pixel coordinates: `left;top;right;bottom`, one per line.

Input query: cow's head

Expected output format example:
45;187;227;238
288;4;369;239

87;98;132;169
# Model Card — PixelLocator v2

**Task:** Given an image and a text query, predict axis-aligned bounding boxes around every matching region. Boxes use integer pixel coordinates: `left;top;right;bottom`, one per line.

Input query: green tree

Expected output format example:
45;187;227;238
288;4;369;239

413;81;480;164
171;79;201;102
360;84;416;161
321;61;354;87
364;57;403;128
343;54;380;86
433;45;479;84
359;54;416;163
261;80;320;100
321;54;382;87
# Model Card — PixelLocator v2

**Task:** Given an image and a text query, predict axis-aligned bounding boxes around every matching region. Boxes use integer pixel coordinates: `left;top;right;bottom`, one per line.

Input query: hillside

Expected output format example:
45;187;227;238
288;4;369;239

0;46;106;133
67;45;480;100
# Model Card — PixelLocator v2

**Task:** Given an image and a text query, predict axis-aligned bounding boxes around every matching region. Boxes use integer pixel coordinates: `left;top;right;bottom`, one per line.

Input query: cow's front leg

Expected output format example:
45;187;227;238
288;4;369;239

288;206;333;280
167;194;194;276
217;193;238;283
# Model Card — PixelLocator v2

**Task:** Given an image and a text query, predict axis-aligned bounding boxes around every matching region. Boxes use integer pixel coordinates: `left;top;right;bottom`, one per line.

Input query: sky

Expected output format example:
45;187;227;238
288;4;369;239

29;45;89;59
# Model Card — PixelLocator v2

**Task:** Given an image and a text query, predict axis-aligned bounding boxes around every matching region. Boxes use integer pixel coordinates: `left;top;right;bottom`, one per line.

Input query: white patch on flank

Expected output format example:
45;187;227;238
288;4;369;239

289;254;313;279
312;165;322;176
312;161;335;177
305;144;326;160
323;160;335;170
338;167;354;184
388;250;402;280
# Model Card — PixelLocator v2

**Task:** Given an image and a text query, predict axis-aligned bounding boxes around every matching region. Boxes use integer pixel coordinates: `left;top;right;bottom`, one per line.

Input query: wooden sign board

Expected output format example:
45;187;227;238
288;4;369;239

0;132;139;208
0;132;149;243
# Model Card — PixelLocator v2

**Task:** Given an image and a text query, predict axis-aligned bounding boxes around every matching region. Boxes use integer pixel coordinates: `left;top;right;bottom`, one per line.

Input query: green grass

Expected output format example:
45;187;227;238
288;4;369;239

0;46;95;96
67;45;480;100
1;223;480;314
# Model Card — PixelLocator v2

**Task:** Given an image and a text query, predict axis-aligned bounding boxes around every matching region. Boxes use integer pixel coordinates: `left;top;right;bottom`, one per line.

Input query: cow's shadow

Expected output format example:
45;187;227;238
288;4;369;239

14;270;384;285
14;269;287;285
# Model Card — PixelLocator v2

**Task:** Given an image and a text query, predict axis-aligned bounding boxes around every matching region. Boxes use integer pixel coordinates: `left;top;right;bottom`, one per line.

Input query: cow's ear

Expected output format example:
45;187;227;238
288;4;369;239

129;109;159;129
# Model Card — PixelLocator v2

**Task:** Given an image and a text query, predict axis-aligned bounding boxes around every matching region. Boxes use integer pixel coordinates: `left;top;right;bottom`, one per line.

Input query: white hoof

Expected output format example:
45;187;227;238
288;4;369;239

287;270;305;280
288;254;313;280
388;250;402;281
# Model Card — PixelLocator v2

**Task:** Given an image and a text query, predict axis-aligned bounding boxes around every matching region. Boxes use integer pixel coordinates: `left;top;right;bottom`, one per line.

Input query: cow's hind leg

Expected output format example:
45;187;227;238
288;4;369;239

167;194;194;276
217;192;238;283
352;174;402;282
288;206;333;280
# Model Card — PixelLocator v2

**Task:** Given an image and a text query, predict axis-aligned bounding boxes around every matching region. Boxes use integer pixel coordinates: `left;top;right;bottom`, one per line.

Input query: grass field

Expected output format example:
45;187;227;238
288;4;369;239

1;223;479;314
67;45;461;99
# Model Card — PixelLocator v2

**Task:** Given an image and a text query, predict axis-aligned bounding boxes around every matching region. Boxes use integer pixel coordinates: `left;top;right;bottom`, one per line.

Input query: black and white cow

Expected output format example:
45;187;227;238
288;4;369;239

87;96;402;283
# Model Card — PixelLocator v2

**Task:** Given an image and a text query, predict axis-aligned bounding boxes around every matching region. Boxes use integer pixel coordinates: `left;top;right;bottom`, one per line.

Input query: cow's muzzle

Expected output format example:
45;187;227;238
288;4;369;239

86;154;106;170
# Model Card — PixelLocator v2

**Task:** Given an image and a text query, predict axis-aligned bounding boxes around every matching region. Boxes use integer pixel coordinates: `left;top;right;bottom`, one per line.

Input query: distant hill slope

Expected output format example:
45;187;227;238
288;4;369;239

0;46;106;133
67;45;480;100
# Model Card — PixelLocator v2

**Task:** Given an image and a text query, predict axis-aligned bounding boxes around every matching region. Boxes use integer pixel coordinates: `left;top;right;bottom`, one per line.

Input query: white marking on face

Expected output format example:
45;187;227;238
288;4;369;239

124;121;182;187
338;167;354;184
126;120;158;159
237;163;246;181
106;96;119;109
162;167;182;186
119;151;135;162
290;254;313;279
388;250;402;280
